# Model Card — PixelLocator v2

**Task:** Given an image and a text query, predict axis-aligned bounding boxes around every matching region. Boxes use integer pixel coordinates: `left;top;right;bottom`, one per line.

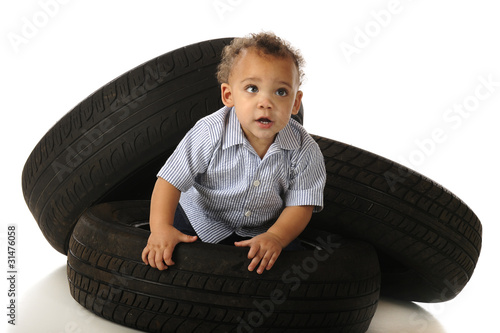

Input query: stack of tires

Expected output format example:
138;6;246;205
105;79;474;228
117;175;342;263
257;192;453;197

22;38;482;332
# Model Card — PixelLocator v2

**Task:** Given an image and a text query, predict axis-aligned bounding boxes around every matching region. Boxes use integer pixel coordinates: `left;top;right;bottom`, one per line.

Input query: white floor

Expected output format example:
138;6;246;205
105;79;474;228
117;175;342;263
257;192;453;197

6;264;451;333
2;1;499;332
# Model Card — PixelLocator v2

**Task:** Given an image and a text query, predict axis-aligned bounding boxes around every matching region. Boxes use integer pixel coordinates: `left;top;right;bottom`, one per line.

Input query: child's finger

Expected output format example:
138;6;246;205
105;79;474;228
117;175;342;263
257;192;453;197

247;243;261;260
146;250;157;268
141;247;150;265
265;252;279;271
234;239;260;260
257;256;270;274
162;247;175;267
180;234;198;243
256;249;281;274
234;239;251;247
248;255;262;272
248;244;270;274
155;251;168;270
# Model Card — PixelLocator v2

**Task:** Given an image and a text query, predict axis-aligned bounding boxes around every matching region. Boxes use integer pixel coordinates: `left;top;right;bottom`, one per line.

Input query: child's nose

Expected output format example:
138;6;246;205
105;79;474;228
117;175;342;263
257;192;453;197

258;93;273;109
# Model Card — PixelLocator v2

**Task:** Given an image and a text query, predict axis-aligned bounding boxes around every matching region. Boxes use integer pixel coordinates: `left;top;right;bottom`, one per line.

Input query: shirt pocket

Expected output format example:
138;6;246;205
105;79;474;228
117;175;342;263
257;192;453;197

202;147;248;191
262;154;289;198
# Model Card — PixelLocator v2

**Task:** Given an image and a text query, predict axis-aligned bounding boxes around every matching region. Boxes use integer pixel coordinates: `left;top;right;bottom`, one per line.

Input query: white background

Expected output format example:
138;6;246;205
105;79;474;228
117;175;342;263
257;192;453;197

1;0;499;332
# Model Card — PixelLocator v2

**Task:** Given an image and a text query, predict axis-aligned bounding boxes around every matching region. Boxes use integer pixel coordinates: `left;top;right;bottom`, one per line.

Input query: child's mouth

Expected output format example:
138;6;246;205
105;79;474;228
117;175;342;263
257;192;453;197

257;117;272;125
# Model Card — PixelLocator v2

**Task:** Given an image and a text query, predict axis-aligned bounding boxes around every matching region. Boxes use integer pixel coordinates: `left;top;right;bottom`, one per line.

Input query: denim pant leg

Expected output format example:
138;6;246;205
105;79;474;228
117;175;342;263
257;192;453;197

283;238;305;251
172;205;198;237
173;207;303;251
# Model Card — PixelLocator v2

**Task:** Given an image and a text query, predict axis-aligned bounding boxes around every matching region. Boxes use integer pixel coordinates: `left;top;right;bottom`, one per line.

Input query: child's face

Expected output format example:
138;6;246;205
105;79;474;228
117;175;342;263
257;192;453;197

221;48;303;154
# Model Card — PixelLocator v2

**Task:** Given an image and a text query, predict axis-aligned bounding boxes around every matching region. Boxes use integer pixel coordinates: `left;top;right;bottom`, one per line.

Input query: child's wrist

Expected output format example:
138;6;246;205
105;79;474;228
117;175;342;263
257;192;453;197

265;230;288;248
150;222;176;235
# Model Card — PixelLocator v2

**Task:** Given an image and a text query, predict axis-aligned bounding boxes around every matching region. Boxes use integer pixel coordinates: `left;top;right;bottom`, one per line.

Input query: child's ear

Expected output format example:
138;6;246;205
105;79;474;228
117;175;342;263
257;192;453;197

291;90;303;115
221;83;234;107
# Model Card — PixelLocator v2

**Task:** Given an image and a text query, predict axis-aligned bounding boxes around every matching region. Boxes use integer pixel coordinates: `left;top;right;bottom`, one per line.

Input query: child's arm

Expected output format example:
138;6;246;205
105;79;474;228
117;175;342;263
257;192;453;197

141;178;198;270
234;205;314;274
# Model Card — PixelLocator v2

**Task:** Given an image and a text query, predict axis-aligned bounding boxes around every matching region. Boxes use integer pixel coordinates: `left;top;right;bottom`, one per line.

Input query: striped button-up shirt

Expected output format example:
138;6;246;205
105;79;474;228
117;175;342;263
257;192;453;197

157;106;326;243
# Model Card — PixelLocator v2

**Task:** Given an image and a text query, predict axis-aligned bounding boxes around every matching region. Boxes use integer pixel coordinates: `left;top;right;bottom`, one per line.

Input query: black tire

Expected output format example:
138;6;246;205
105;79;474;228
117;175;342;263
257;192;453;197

21;37;305;255
67;200;380;333
21;38;232;255
309;135;482;302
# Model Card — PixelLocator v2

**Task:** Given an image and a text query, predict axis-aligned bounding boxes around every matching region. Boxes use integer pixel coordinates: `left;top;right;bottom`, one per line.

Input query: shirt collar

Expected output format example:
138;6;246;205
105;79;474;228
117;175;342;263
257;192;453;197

274;119;300;151
222;106;300;151
222;107;247;150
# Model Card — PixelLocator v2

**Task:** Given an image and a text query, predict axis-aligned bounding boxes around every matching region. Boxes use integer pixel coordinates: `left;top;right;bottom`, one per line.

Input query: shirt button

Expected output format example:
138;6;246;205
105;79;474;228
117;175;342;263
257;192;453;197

253;180;261;187
244;210;252;217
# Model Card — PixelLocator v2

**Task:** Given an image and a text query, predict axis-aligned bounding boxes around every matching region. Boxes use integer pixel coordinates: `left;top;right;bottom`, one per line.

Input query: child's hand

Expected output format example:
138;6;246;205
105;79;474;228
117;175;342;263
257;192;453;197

141;226;197;270
234;232;284;274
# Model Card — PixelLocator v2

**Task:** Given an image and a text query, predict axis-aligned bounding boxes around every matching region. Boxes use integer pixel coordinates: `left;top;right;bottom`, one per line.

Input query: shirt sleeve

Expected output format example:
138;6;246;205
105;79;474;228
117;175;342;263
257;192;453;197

157;119;214;192
284;140;326;213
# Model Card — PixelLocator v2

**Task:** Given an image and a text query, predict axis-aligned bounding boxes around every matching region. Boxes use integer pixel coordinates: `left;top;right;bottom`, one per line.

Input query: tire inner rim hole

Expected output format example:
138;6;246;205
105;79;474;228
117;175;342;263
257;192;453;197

132;221;151;231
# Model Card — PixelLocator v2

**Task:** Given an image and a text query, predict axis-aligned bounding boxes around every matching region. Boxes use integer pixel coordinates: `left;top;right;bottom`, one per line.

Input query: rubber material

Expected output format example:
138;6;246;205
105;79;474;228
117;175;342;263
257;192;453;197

21;37;304;255
309;135;482;302
21;36;480;305
67;200;381;332
21;38;233;254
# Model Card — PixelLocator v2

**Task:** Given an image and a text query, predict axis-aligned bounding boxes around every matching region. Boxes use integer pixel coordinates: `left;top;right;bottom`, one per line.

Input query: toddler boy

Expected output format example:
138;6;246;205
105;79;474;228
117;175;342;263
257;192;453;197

142;32;326;274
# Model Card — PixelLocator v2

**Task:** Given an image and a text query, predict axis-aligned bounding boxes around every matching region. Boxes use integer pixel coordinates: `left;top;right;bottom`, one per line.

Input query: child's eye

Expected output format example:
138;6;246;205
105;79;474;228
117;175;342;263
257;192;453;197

276;89;288;97
245;85;258;93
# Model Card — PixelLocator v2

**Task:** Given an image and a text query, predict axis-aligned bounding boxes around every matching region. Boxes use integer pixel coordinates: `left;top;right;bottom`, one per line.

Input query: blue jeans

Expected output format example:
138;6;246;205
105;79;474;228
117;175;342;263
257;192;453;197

173;205;303;251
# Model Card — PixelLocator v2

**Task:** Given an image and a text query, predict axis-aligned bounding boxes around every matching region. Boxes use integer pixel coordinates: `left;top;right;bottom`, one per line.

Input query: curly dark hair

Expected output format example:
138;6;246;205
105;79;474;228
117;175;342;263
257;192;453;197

216;32;305;86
